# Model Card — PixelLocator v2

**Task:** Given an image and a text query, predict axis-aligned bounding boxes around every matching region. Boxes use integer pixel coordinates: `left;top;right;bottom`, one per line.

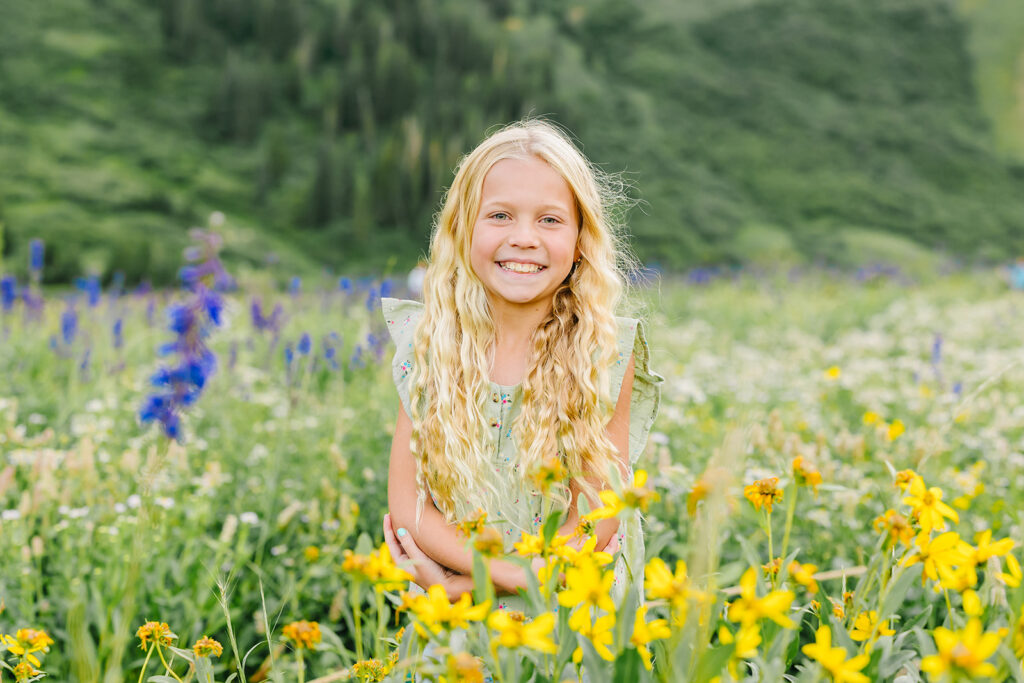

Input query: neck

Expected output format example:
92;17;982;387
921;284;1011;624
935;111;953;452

487;298;552;385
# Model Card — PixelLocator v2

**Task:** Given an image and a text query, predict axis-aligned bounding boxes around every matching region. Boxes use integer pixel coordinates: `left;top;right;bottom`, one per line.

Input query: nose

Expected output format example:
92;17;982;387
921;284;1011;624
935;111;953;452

506;219;540;249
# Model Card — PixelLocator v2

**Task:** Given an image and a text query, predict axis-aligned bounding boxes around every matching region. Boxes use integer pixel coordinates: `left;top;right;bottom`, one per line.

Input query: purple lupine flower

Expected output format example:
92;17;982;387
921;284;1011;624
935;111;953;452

297;333;311;356
112;319;123;349
953;382;963;397
29;239;45;274
1;276;16;311
250;297;284;333
324;345;338;371
380;279;394;298
349;344;364;370
364;286;378;312
178;229;235;292
289;276;301;296
75;276;102;307
339;277;352;293
61;306;78;345
931;334;943;366
139;231;228;441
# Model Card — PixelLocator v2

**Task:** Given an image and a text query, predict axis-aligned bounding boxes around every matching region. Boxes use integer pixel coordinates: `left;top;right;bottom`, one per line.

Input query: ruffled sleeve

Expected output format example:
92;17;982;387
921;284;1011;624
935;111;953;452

381;297;424;417
609;317;664;466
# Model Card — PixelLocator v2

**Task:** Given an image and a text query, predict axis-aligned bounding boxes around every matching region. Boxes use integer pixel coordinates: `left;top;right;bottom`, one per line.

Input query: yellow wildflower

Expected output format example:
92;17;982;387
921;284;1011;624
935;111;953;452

873;509;914;548
456;509;488;536
12;662;42;682
282;620;321;650
342;543;414;591
862;411;881;426
886;419;905;441
743;477;783;513
937;563;977;592
761;557;782;578
894;469;916;491
445;652;485;683
902;531;974;584
719;623;761;678
630;605;670;671
303;545;320;562
529;456;567;493
824;366;841;380
351;658;391;682
903;476;958;534
554;534;613;568
788;561;819;593
961;590;983;617
645;557;692;615
792;456;822;492
192;635;223;658
687;478;709;516
802;626;870;683
569;609;615;663
401;585;489;636
920;618;1000;680
849;611;894;643
582;470;659;522
1;628;54;668
1000;553;1022;587
972;529;1014;564
473;527;504;558
727;568;795;629
487;611;557;654
135;622;175;651
557;556;615;613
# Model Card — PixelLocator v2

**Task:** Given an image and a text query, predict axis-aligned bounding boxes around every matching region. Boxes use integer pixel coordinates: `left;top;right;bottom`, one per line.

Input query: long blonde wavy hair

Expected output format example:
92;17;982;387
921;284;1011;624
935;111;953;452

408;119;635;528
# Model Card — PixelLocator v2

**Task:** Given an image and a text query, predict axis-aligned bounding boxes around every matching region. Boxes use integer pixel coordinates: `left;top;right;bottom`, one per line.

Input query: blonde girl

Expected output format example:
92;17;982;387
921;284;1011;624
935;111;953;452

381;120;662;609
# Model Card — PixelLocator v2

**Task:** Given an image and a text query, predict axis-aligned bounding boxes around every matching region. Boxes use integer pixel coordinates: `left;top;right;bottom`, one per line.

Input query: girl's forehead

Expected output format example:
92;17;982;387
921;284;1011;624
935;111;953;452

478;156;575;206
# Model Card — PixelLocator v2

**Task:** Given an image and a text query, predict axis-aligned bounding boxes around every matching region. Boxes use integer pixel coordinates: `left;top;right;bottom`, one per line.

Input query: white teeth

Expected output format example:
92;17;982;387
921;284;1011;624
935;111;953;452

500;262;543;274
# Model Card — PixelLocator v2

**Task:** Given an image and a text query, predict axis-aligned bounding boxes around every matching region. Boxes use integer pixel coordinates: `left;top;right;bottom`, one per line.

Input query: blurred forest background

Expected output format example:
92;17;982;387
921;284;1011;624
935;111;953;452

2;0;1023;284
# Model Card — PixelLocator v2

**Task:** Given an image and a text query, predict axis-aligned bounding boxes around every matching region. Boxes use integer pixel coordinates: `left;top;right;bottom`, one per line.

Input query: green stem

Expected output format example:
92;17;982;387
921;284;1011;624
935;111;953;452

156;644;185;682
136;643;155;683
780;484;798;562
765;510;775;589
297;648;305;683
375;589;387;659
351;582;364;661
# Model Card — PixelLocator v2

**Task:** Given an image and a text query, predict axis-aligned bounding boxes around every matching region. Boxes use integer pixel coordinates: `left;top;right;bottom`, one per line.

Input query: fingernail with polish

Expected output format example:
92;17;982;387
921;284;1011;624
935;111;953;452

397;528;407;538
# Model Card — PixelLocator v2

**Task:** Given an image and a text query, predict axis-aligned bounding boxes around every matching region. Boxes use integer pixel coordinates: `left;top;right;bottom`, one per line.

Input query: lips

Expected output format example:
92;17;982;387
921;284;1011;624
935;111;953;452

498;261;546;274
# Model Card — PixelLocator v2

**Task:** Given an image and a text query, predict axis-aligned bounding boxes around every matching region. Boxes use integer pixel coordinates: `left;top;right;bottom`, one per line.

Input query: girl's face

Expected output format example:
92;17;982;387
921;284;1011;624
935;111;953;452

469;156;580;315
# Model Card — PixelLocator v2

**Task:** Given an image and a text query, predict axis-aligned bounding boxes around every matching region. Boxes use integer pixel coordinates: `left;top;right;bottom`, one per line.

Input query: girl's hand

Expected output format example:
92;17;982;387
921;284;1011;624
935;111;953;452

383;513;474;602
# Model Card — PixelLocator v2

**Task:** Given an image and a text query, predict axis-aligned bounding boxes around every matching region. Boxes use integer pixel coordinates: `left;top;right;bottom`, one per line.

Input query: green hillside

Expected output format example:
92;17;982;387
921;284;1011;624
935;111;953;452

1;0;1022;283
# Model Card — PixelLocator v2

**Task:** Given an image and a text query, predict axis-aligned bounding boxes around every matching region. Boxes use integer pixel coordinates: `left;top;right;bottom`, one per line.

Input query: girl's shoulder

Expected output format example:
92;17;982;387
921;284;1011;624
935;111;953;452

381;298;424;416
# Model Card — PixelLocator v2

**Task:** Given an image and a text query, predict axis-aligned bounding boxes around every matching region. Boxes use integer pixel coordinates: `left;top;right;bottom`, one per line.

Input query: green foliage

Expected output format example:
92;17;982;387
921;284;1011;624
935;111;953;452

2;0;1024;283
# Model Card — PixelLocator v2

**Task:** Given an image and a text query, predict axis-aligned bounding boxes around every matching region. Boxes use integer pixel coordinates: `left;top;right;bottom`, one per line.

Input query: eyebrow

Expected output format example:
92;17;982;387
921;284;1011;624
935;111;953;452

479;200;572;214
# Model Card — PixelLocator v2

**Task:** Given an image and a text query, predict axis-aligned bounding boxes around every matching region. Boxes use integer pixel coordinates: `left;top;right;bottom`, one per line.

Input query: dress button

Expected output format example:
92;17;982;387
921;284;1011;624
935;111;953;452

491;392;499;403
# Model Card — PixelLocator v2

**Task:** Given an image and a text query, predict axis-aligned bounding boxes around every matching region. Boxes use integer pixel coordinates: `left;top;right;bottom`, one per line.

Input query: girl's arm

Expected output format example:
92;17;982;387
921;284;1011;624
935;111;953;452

387;357;635;596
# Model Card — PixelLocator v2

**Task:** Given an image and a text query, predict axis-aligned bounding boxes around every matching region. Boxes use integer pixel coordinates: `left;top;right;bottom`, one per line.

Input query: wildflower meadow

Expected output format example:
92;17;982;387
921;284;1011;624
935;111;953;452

2;231;1023;682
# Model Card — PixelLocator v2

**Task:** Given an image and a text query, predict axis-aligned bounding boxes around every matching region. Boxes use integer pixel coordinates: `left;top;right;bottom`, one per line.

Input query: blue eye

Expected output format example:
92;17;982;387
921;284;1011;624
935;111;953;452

492;212;510;221
541;216;560;225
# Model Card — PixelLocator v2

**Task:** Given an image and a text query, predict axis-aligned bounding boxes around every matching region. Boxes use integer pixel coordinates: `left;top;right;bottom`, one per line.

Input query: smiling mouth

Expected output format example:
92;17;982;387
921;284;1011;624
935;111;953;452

498;261;546;274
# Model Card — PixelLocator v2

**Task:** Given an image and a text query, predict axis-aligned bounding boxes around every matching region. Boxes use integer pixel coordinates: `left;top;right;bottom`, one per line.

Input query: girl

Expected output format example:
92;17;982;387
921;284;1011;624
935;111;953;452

381;120;662;610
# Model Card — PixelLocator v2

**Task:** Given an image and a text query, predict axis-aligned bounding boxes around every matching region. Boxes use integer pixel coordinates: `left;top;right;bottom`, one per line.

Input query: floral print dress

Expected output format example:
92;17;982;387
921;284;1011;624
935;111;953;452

382;297;663;612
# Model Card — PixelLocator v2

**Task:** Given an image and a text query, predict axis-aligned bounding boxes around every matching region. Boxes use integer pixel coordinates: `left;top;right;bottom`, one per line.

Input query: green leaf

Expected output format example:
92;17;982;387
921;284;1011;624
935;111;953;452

542;509;563;545
693;644;734;683
472;549;493;606
878;564;922;621
167;645;195;663
613;647;644;683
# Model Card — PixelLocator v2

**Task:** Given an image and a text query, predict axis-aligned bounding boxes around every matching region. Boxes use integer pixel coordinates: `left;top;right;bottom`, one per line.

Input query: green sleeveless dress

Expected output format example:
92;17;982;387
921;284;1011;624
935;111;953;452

382;297;663;611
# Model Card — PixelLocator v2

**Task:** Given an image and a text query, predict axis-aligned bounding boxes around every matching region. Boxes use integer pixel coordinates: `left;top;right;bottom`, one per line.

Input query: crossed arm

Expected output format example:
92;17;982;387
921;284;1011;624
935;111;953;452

385;357;635;600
